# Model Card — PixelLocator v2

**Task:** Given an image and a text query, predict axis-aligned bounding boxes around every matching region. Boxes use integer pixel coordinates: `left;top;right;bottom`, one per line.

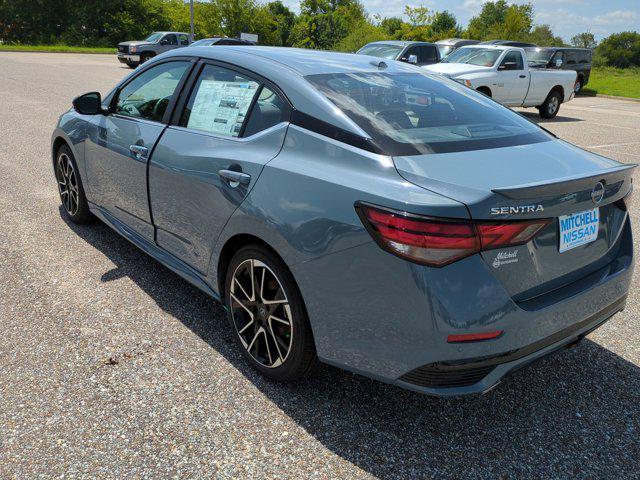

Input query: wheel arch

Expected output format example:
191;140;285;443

476;86;492;97
216;233;288;301
550;84;565;101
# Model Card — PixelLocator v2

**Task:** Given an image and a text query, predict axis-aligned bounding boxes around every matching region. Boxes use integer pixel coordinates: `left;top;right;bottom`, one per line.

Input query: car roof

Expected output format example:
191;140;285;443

364;40;436;47
158;46;425;138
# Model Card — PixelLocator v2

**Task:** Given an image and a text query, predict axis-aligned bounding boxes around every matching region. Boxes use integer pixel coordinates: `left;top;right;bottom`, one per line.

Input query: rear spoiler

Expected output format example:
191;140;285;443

492;164;637;199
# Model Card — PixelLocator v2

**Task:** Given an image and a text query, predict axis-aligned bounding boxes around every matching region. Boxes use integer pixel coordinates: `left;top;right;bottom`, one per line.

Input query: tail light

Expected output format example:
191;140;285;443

356;203;549;267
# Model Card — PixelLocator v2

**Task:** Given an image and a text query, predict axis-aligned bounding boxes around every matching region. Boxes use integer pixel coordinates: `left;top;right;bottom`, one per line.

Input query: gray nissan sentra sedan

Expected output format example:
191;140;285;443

51;47;635;396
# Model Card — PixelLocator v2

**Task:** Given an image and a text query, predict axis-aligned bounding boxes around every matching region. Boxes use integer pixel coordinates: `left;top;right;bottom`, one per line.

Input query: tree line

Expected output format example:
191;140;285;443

1;0;638;67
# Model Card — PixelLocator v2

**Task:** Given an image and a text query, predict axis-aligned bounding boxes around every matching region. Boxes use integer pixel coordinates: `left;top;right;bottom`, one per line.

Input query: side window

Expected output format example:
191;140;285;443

163;34;178;46
404;46;420;63
115;61;190;122
179;34;189;46
553;51;564;64
243;86;286;137
180;64;260;137
565;51;577;65
500;51;524;70
420;46;438;63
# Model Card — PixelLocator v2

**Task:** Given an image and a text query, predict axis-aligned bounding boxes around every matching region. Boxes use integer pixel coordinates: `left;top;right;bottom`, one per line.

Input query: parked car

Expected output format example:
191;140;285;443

525;47;592;93
52;46;634;396
424;45;577;118
190;37;256;47
479;40;538;48
117;31;190;68
356;41;440;66
434;38;480;59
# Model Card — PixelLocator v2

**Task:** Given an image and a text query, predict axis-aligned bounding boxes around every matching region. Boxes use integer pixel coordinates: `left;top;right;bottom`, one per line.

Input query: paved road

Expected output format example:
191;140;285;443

1;52;639;479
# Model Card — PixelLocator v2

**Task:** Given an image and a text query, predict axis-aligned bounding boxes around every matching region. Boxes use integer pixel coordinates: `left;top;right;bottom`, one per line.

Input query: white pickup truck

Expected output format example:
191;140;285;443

424;45;577;118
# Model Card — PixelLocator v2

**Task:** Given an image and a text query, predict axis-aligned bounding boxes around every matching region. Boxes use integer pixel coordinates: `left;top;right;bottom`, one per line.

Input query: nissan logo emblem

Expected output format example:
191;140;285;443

591;181;605;204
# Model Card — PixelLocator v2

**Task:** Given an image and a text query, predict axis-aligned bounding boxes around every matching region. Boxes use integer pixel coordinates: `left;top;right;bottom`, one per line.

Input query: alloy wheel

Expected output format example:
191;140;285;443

548;96;559;116
56;153;79;216
229;259;293;368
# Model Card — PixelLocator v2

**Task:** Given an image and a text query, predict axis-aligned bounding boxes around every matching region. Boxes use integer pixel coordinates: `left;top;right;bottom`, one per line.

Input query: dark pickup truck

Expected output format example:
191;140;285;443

356;41;441;66
117;31;191;68
525;47;592;93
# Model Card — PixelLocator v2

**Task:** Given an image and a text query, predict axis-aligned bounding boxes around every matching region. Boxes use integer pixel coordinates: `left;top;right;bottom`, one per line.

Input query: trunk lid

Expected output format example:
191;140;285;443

394;139;635;301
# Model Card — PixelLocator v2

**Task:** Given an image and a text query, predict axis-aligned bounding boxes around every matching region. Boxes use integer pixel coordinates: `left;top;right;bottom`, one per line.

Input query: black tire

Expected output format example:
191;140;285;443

537;90;562;119
574;77;583;94
126;61;138;69
224;245;319;382
140;53;153;65
54;144;93;224
476;87;492;97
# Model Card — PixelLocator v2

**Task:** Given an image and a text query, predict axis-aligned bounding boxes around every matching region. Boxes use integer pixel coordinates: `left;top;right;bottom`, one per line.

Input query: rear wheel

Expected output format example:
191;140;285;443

55;144;92;224
538;90;562;119
574;77;583;94
224;245;319;381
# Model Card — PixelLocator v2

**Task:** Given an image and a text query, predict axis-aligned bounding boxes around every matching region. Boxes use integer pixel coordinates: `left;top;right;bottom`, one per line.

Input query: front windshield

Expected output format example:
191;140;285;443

305;72;550;155
357;44;403;60
442;47;502;67
525;48;554;63
437;45;454;58
144;32;164;43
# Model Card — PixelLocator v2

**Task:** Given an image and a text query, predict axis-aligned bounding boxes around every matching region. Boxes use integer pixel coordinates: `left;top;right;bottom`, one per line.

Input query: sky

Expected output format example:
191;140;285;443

280;0;640;41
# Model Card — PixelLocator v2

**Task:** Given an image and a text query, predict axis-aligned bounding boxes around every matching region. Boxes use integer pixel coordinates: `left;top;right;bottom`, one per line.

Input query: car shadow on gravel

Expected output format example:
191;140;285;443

62;211;640;479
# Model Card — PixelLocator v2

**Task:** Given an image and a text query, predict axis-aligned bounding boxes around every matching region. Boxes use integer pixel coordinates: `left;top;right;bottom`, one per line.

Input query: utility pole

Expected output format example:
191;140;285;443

189;0;195;43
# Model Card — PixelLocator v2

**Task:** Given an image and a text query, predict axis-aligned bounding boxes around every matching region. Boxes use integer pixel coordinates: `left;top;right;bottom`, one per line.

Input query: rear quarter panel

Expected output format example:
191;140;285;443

526;69;576;106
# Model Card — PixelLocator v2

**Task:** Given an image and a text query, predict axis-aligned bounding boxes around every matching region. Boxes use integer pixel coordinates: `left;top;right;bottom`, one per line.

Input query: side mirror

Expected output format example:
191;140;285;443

72;92;103;115
555;58;563;68
498;62;518;71
407;54;418;65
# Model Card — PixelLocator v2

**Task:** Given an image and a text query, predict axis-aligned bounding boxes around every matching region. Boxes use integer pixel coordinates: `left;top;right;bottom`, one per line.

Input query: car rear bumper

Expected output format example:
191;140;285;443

117;53;140;63
395;294;626;396
291;216;633;396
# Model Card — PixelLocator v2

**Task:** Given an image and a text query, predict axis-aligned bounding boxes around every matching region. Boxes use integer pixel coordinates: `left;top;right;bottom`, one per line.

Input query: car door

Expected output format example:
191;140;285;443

178;34;190;47
148;62;290;273
84;59;192;239
496;50;528;105
419;45;439;65
158;34;178;53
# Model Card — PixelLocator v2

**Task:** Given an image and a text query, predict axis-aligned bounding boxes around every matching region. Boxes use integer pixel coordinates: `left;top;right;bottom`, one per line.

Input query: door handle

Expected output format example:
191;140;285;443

519;75;527;78
219;169;251;186
129;144;148;161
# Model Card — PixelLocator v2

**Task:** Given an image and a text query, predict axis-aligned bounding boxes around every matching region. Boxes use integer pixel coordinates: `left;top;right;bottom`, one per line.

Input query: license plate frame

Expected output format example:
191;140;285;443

558;207;599;253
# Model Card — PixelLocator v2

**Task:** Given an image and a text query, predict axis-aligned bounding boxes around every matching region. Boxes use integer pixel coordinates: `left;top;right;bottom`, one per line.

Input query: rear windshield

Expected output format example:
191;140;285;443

526;48;554;63
442;47;502;67
305;72;551;155
357;44;403;60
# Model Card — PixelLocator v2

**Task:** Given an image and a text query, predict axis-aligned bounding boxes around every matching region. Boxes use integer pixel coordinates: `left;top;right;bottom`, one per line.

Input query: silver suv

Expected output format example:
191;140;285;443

117;32;191;68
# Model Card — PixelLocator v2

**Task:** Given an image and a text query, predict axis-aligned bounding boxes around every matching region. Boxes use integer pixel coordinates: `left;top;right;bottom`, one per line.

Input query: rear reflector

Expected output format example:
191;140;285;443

447;330;503;343
356;203;549;267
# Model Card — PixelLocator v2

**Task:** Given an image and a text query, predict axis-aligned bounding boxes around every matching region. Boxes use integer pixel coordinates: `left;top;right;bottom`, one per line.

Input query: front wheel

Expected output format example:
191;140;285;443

126;61;138;69
538;90;562;119
55;145;92;224
224;246;319;381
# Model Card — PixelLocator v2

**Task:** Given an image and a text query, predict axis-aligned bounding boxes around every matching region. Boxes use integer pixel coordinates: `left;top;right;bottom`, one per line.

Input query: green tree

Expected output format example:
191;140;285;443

265;1;296;46
596;31;640;68
430;11;460;39
571;32;597;49
378;16;405;38
466;0;534;41
528;24;564;47
290;0;366;49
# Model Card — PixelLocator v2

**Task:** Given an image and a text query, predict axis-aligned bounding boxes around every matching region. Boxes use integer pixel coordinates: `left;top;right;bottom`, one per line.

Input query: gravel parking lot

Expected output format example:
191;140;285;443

1;52;639;479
